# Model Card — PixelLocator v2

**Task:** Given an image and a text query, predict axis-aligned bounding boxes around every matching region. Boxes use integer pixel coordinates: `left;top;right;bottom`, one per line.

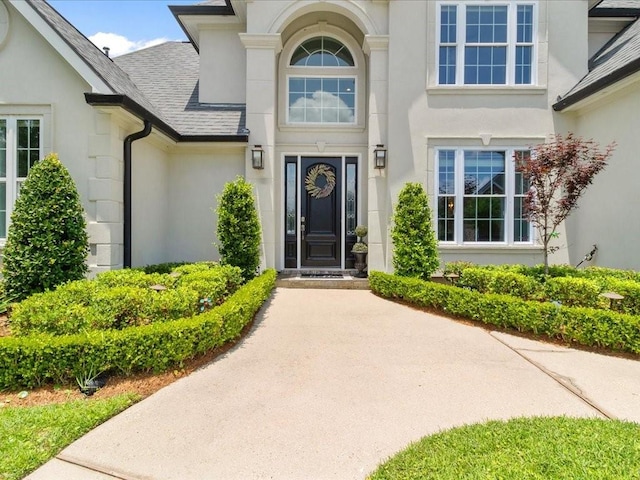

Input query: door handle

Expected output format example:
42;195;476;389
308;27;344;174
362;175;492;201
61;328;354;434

300;217;305;240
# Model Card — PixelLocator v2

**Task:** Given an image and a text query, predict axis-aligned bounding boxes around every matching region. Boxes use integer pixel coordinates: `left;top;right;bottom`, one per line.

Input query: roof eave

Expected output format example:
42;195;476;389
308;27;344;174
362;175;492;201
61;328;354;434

169;2;237;53
84;93;248;143
589;8;640;17
554;57;640;111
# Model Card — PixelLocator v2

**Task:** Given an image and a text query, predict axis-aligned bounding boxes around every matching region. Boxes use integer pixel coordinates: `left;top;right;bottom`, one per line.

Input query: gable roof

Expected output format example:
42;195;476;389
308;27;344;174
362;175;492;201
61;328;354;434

114;42;247;140
21;0;247;142
554;17;640;110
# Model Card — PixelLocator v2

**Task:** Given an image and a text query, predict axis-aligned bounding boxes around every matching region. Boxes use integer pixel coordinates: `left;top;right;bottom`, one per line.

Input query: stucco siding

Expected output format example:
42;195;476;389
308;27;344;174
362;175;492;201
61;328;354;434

569;80;640;270
131;138;170;267
166;147;245;263
199;27;246;104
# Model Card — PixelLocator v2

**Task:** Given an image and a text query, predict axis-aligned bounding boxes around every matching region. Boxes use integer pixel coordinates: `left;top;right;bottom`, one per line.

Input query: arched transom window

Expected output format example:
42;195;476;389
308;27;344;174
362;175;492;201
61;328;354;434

287;36;356;125
291;36;354;67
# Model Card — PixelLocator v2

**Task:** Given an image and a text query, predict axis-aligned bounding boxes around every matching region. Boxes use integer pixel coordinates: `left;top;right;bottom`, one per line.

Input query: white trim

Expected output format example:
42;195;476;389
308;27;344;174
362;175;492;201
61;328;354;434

435;1;538;87
0;115;44;242
279;25;366;130
285;74;358;126
435;146;534;246
9;0;113;94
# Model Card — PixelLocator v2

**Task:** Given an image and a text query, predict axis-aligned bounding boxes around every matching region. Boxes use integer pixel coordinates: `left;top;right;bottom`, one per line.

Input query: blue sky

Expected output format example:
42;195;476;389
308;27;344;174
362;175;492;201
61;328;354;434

49;0;197;56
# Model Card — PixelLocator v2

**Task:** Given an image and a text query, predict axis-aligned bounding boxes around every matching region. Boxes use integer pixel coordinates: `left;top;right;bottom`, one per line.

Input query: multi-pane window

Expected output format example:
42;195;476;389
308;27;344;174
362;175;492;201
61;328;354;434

287;36;357;124
437;2;535;85
436;148;532;244
0;118;42;239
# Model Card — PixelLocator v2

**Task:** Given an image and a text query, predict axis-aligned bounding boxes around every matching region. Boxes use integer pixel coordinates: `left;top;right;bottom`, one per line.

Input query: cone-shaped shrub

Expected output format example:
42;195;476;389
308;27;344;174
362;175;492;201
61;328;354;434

3;153;89;301
391;182;439;280
216;176;262;281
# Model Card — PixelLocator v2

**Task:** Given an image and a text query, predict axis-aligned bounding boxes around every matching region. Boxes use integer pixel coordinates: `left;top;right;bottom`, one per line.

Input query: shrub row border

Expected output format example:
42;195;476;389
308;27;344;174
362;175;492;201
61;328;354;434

0;270;276;390
369;271;640;355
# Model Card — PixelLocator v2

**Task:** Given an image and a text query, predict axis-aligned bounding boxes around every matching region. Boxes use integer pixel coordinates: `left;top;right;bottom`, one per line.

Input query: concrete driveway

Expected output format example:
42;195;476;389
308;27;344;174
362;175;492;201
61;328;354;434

27;288;640;480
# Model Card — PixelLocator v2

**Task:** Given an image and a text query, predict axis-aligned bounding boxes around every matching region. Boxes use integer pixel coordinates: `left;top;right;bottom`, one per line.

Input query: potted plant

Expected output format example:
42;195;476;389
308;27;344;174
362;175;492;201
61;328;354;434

351;225;368;278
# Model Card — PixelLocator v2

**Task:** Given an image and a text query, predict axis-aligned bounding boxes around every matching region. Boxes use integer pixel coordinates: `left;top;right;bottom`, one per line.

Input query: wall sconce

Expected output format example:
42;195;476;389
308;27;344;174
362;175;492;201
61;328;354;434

374;144;387;169
251;145;264;169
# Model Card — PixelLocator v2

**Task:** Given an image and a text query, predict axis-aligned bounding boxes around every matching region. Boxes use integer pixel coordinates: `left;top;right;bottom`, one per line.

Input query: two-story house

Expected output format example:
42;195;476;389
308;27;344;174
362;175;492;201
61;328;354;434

0;0;637;274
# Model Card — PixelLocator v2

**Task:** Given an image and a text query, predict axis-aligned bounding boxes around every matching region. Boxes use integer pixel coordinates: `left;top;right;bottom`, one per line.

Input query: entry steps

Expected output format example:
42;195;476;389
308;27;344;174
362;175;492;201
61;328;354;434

276;270;369;290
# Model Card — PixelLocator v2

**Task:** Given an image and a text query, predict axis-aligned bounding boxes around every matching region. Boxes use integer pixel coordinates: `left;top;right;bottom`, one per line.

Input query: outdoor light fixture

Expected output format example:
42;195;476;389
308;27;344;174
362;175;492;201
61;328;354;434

251;145;264;169
374;144;387;169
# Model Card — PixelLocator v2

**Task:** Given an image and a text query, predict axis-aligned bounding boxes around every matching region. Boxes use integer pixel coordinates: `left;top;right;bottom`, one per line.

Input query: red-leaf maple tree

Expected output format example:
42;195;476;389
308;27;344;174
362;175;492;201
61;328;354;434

515;133;615;274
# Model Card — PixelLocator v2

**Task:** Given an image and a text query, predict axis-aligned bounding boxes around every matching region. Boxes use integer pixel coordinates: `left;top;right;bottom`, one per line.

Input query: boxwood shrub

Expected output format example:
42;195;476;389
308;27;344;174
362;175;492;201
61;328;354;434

10;263;243;336
0;269;276;390
369;271;640;355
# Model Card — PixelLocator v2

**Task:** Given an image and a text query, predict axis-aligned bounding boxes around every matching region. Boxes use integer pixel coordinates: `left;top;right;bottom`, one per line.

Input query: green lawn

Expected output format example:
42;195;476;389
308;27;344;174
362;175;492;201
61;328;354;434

0;393;140;480
369;417;640;480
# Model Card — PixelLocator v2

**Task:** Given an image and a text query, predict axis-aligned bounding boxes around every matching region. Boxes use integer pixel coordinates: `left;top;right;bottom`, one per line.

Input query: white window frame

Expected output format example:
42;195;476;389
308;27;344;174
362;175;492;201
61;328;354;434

0;116;43;241
435;147;533;245
436;1;537;86
286;74;358;126
285;35;359;126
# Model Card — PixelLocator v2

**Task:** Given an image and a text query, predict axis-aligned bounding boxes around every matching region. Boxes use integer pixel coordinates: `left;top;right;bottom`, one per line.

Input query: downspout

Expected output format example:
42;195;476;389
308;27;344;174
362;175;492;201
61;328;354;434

123;120;152;268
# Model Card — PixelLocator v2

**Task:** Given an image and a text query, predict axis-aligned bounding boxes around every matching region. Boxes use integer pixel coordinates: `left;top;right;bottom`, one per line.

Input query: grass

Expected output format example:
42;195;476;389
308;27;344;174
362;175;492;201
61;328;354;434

0;393;140;480
368;417;640;480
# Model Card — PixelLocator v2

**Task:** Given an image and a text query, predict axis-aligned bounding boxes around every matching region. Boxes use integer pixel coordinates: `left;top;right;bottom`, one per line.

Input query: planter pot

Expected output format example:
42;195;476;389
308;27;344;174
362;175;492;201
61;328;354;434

352;251;368;278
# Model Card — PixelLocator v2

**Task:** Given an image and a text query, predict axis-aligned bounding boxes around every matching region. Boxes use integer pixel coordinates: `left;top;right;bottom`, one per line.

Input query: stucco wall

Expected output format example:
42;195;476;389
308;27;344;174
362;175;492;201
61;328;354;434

567;79;640;270
383;0;590;267
0;1;114;273
131;137;171;267
1;1;95;207
199;26;246;104
165;146;245;263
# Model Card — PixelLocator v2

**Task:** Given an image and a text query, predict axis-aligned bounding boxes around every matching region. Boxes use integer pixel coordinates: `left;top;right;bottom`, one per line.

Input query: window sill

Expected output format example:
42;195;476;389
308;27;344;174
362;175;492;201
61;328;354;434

278;124;366;133
438;244;542;253
427;85;547;95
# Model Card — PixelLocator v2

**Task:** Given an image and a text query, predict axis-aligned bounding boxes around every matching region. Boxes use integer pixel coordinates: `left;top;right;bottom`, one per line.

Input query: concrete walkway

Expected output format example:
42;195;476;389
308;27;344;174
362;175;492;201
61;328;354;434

27;288;640;480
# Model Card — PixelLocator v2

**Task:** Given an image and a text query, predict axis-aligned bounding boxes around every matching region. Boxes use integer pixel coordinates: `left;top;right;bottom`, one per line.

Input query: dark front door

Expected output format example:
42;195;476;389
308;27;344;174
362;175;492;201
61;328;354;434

301;157;341;267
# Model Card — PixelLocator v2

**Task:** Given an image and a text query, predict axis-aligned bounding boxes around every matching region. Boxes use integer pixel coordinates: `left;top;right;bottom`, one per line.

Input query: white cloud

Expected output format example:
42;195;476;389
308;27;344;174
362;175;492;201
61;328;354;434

289;91;355;123
89;32;169;57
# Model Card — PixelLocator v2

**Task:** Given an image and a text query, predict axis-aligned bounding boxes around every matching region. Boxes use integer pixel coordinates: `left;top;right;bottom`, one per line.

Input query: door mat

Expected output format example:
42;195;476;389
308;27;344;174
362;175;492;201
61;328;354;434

299;273;344;279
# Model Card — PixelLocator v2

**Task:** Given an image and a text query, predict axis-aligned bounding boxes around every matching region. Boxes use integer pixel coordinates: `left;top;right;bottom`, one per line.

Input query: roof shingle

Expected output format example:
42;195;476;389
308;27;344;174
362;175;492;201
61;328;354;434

25;0;246;140
554;17;640;110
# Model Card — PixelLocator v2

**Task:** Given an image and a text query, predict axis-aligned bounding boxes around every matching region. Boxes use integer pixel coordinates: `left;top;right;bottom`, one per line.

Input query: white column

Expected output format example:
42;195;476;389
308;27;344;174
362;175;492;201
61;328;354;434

239;33;282;271
363;35;390;272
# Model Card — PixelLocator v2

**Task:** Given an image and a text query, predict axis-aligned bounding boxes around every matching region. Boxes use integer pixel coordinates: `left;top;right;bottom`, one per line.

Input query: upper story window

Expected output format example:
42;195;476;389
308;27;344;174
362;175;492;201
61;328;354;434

0;117;42;239
287;36;357;125
438;2;535;86
291;37;354;67
436;147;532;245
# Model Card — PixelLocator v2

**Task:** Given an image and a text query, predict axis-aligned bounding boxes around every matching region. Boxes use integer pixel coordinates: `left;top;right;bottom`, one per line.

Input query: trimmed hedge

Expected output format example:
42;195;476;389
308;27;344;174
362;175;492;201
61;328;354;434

455;264;640;312
369;271;640;355
10;264;242;336
0;270;276;390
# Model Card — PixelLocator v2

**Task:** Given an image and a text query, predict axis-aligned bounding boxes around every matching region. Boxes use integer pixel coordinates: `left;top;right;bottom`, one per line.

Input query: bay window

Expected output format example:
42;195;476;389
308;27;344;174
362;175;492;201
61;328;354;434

0;117;42;239
436;148;532;244
437;2;536;85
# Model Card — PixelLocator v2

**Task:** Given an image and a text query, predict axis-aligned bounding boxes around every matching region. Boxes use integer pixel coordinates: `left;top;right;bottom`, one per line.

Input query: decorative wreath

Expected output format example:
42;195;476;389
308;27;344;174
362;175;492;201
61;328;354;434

305;164;336;199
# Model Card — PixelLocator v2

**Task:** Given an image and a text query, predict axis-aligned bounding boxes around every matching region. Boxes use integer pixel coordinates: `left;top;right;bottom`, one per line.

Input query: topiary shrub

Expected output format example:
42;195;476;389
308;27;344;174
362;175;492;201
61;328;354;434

216;177;262;281
2;153;88;302
391;182;439;280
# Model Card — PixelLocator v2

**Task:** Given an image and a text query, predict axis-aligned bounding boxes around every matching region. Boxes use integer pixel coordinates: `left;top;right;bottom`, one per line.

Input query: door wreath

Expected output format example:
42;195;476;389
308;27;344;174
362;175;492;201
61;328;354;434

305;164;336;199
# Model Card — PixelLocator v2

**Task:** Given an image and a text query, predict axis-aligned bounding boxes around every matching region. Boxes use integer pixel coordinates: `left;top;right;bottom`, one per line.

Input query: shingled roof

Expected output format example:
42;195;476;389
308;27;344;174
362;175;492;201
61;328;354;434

114;42;247;139
24;0;247;141
554;16;640;110
590;0;640;17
